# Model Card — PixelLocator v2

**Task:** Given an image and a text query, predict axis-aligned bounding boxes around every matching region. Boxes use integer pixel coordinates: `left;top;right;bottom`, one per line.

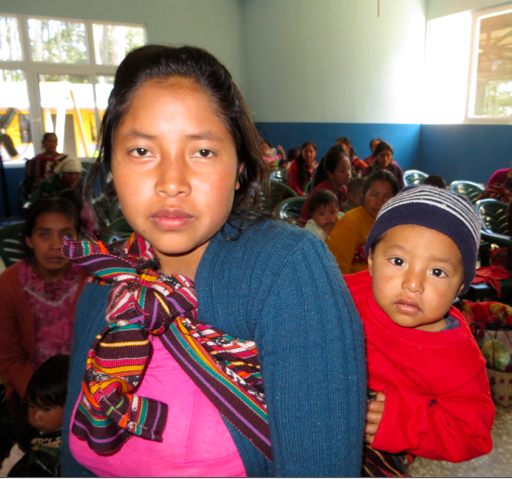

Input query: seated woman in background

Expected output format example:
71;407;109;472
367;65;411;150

24;133;67;192
362;138;383;166
336;137;366;176
279;146;300;169
363;141;404;189
287;141;317;195
0;198;88;438
487;162;512;187
30;157;83;203
326;170;398;274
300;145;350;225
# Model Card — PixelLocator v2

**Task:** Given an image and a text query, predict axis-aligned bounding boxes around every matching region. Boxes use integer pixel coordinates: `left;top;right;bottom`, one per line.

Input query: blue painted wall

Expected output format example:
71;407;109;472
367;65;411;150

419;124;512;185
256;122;422;171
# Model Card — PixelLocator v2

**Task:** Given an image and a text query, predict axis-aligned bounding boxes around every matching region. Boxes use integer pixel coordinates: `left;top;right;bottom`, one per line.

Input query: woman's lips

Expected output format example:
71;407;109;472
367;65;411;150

150;208;194;230
394;298;421;315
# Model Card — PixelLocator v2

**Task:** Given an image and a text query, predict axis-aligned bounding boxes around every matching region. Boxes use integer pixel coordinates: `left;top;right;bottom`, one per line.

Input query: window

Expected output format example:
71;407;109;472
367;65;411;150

424;2;512;124
0;13;146;161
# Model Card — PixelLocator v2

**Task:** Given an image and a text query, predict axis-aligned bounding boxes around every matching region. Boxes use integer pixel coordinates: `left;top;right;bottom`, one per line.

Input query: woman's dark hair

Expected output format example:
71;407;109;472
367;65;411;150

336;137;356;159
308;189;339;215
314;145;348;187
295;141;317;189
86;45;268;231
362;169;399;203
26;355;70;407
373;141;394;158
370;138;383;149
347;177;366;195
288;147;300;162
23;198;81;256
424;175;446;189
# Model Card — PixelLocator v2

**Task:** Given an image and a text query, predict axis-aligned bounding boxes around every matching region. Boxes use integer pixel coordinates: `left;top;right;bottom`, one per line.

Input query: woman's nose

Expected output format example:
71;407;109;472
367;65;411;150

155;154;191;197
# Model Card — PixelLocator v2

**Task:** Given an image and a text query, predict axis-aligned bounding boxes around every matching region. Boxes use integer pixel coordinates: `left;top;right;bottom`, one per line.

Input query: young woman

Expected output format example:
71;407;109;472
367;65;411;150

363;141;404;189
362;138;383;167
336;137;366;176
0;198;88;437
287;141;317;195
300;145;351;225
60;45;365;477
326;170;399;275
25;133;67;191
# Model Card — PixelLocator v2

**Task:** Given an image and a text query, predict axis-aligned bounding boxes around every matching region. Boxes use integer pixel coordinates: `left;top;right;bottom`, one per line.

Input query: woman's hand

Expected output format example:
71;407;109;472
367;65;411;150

366;391;385;444
277;145;286;160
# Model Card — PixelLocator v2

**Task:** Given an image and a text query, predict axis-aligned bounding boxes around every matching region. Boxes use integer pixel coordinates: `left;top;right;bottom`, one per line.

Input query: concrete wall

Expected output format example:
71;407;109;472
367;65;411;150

427;0;511;20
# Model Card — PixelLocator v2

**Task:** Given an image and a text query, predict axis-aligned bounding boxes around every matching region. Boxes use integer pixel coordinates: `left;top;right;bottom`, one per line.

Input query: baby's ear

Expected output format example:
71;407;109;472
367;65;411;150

456;282;465;297
367;251;374;278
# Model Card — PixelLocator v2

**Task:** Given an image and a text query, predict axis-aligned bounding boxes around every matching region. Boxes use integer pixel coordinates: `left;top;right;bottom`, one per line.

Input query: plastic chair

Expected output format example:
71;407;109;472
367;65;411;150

403;170;428;186
100;217;133;245
305;181;313;195
0;222;25;268
260;180;298;212
269;168;288;184
275;197;306;223
450;181;485;205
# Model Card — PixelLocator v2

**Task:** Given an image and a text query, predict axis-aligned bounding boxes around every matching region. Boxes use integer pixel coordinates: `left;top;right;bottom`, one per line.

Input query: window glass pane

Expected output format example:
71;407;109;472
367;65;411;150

39;74;97;158
472;11;512;117
28;18;87;64
0;16;22;61
95;76;114;122
93;24;144;65
0;69;34;161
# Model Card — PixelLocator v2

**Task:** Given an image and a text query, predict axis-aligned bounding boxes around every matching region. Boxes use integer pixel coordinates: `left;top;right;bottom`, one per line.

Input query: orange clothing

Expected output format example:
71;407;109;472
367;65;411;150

0;262;88;399
326;206;375;274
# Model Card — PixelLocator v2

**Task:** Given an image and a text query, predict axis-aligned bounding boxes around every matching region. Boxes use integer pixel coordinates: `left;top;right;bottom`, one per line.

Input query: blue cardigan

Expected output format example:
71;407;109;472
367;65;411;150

62;219;366;477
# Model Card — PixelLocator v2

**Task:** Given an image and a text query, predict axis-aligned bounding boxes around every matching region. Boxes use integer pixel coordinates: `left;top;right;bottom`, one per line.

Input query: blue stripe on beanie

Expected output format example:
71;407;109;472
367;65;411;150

364;185;481;294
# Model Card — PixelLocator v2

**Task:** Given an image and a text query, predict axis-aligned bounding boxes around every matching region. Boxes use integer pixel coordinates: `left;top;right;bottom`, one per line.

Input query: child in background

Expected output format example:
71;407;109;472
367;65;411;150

304;190;340;241
279;147;300;169
423;174;446;189
345;186;494;476
1;355;69;477
341;178;366;212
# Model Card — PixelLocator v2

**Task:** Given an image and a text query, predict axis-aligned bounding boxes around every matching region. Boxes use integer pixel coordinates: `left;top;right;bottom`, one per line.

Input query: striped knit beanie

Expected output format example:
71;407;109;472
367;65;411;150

365;185;481;294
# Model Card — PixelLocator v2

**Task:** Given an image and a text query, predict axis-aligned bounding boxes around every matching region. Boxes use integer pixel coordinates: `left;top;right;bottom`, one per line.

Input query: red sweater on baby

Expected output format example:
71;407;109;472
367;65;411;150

345;270;494;462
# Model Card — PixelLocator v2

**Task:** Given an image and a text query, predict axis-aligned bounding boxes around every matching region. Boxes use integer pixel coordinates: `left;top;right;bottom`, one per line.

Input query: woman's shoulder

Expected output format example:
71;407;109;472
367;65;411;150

0;261;22;286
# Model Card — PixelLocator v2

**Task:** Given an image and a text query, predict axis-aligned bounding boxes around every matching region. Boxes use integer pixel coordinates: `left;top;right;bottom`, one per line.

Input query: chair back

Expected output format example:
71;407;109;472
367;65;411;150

100;216;134;245
0;222;26;268
403;170;428;186
275;197;306;223
475;199;509;236
305;181;313;195
450;181;484;204
269;168;288;184
260;180;298;212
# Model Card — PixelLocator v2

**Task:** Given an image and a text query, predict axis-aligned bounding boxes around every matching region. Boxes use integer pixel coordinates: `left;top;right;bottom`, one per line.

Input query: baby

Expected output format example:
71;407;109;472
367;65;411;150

1;355;69;477
344;185;494;476
304;189;340;240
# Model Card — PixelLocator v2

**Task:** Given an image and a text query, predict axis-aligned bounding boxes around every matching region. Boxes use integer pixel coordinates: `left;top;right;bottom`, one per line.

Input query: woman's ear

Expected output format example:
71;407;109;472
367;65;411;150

25;236;33;250
236;163;245;191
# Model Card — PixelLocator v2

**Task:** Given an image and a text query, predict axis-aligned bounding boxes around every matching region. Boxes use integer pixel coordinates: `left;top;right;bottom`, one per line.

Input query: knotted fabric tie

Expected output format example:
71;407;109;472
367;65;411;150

63;233;272;460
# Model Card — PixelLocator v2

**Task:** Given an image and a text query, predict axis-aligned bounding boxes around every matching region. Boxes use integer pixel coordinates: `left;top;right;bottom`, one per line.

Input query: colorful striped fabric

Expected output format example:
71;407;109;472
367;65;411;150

63;233;272;460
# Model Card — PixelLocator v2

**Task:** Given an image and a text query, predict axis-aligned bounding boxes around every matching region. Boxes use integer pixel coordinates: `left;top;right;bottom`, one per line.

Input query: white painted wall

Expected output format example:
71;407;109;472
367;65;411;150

427;0;511;20
243;0;427;124
0;0;246;88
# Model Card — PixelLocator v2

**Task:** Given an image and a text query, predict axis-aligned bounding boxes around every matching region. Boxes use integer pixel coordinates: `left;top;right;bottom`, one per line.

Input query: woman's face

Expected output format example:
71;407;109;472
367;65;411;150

363;180;394;218
370;139;381;153
25;212;77;273
61;172;81;189
112;79;240;277
327;156;351;188
302;145;316;167
43;134;58;155
375;149;393;168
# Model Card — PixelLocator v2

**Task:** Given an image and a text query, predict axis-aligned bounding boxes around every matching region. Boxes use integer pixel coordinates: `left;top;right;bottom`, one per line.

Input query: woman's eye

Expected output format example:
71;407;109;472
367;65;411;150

191;149;214;158
390;257;404;266
130;148;151;157
431;268;447;278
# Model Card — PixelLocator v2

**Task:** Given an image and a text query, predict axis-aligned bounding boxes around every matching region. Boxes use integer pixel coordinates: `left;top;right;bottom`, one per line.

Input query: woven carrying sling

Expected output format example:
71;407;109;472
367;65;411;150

63;233;272;460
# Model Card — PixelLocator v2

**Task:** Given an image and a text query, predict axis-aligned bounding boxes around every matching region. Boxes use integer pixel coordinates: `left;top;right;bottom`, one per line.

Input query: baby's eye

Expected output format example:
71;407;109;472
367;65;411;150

191;149;214;158
390;257;404;266
130;148;151;157
431;268;447;278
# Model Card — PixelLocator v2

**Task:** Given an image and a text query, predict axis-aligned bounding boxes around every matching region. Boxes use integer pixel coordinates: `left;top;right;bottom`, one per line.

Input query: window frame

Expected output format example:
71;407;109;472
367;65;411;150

465;1;512;124
0;12;146;160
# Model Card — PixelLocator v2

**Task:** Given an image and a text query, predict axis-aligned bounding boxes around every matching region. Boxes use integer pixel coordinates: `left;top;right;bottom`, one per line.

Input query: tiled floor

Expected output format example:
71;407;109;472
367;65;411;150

409;405;512;477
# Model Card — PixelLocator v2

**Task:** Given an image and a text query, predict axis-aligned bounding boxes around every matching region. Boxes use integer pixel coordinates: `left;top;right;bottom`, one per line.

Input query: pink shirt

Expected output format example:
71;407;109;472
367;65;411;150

70;338;246;477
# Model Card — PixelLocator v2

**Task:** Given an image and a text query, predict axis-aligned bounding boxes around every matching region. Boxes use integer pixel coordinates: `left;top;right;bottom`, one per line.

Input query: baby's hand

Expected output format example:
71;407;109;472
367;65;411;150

366;391;385;444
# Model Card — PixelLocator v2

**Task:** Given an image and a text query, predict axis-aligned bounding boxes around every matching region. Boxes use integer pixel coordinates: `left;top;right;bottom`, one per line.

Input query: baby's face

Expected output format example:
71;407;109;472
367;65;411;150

28;400;64;434
311;202;339;234
368;224;464;332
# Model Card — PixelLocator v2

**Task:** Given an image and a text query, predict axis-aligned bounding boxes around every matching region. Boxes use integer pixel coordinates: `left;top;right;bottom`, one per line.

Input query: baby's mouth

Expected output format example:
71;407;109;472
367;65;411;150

394;298;421;315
